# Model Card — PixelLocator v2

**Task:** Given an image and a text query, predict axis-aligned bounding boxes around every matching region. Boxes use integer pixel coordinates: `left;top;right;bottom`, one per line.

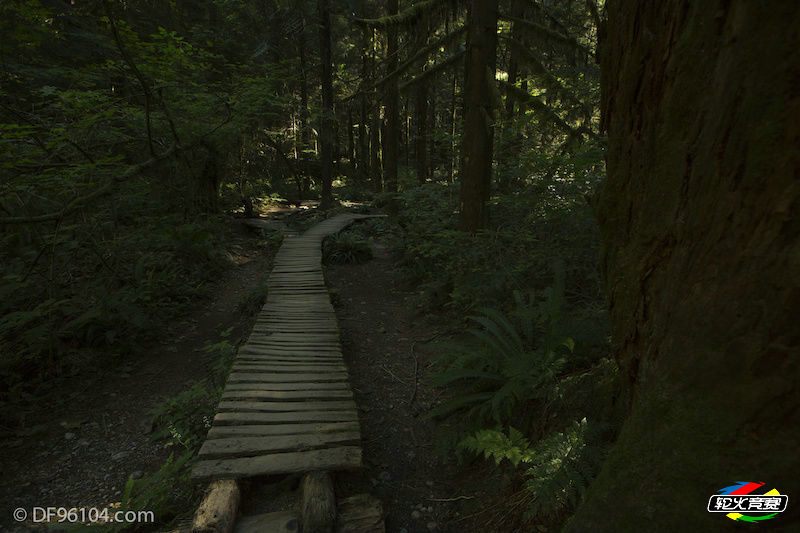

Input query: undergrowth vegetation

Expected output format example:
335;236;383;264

322;231;373;264
374;143;621;528
100;333;237;531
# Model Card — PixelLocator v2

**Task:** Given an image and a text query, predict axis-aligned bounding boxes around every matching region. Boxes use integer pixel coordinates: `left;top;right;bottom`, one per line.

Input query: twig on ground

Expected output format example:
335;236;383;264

408;332;443;406
428;495;476;502
379;364;406;385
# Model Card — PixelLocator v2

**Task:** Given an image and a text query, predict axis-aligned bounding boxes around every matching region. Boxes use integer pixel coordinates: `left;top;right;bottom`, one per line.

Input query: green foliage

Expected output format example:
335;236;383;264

201;334;237;388
149;382;219;451
459;419;606;522
428;279;573;426
0;216;234;419
237;281;269;316
322;231;373;264
113;450;197;531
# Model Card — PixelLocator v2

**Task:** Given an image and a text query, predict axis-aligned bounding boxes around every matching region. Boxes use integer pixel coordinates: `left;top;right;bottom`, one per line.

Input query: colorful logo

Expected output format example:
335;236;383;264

707;482;788;522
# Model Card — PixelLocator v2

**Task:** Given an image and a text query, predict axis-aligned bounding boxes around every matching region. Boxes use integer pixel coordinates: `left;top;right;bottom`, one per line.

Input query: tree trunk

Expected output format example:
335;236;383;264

459;0;498;232
297;19;310;200
566;2;800;530
371;115;382;191
382;0;399;193
317;0;334;209
415;80;428;184
347;106;355;178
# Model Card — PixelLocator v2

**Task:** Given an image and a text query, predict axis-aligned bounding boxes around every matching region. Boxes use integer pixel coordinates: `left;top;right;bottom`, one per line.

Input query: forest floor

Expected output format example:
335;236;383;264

323;241;491;533
0;220;276;532
0;214;492;533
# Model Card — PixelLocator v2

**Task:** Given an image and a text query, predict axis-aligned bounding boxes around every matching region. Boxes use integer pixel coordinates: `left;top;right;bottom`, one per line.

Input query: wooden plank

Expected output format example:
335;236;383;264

236;356;344;365
199;431;360;459
208;421;360;438
245;339;341;347
227;372;347;384
248;334;340;342
238;348;343;357
191;446;362;480
223;382;350;392
217;400;356;412
237;347;343;357
221;389;353;401
234;358;345;366
233;364;347;373
213;410;358;425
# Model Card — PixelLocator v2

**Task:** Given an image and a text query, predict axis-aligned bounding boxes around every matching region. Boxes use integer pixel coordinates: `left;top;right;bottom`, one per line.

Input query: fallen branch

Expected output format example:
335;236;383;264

408;332;443;406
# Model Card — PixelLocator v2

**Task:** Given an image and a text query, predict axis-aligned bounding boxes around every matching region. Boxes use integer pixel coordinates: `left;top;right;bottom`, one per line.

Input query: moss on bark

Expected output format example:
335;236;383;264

566;2;800;531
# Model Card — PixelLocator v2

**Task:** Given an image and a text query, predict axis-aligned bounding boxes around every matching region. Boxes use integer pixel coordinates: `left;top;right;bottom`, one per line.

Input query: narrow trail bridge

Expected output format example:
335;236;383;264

189;213;385;533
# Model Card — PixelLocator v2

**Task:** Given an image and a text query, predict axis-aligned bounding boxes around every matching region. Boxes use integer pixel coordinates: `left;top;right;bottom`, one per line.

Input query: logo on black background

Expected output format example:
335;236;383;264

708;482;788;523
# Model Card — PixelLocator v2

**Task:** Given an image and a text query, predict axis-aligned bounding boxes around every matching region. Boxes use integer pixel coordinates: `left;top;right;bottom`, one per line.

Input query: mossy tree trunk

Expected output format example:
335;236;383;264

566;2;800;531
382;0;400;193
317;0;335;209
459;0;498;232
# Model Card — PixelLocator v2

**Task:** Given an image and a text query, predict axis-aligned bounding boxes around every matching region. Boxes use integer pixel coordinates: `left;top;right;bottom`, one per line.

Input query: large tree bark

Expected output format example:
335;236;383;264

382;0;399;193
566;2;800;531
317;0;335;209
415;78;429;184
459;0;498;232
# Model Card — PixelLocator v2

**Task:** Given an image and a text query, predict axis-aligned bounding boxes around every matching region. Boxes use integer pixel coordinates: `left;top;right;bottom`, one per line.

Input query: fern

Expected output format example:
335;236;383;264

322;231;373;264
459;419;606;521
428;270;573;425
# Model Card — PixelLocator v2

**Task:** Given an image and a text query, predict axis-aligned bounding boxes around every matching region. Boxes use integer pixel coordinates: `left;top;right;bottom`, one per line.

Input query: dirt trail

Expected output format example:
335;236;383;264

326;241;487;533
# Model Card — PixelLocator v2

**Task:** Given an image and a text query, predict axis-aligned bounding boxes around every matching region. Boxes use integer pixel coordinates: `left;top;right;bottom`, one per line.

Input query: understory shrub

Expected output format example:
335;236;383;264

322;231;372;264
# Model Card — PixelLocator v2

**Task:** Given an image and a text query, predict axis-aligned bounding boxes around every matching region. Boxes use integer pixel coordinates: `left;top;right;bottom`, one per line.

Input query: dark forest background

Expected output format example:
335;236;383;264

1;0;797;531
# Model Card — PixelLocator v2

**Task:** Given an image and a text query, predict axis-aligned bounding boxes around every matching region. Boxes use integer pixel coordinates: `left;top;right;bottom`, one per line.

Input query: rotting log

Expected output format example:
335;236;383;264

192;479;240;533
335;494;384;533
301;471;336;533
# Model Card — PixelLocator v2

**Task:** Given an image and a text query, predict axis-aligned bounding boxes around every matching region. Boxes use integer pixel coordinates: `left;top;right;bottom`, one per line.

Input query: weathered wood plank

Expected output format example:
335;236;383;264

223;382;350;392
239;349;342;356
238;349;343;357
217;400;355;412
236;356;344;365
191;446;362;480
227;372;348;383
213;410;358;425
208;421;360;438
232;364;347;373
221;389;353;401
199;431;360;459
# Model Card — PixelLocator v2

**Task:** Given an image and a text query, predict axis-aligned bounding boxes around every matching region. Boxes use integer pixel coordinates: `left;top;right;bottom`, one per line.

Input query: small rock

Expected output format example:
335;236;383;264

379;471;392;482
131;471;144;480
426;481;434;487
399;529;408;533
427;506;433;513
78;439;90;447
427;522;437;530
411;511;421;519
112;451;130;461
64;432;76;440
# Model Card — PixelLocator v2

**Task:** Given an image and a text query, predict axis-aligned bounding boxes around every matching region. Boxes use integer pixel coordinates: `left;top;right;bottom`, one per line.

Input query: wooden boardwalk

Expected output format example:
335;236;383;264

191;213;375;481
